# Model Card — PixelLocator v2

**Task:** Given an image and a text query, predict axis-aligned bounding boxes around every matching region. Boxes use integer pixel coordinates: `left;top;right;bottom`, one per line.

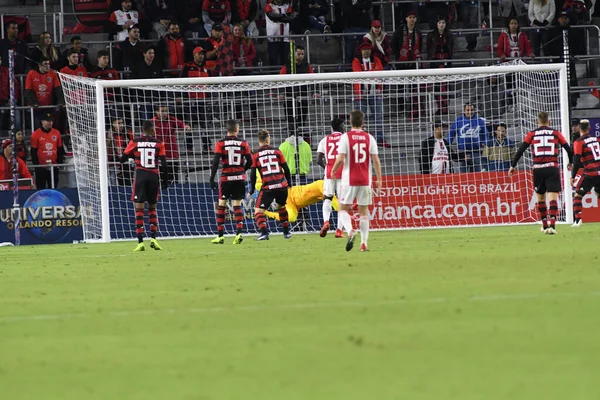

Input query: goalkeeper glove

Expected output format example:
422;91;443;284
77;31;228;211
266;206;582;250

210;178;217;190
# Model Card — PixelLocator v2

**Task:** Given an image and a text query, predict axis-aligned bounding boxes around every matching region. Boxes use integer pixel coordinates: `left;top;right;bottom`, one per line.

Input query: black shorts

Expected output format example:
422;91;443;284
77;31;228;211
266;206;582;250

219;181;246;201
256;188;288;209
575;175;600;196
533;167;561;194
131;170;159;204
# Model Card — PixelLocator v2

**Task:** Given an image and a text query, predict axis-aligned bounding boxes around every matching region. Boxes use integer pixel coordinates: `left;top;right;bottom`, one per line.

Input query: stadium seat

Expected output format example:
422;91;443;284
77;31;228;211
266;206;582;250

72;0;110;28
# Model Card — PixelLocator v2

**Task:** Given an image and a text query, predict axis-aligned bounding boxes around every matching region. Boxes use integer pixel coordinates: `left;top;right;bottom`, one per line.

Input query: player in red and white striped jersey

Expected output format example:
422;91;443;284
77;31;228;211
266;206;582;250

316;118;345;238
571;119;600;226
331;111;382;252
509;111;573;234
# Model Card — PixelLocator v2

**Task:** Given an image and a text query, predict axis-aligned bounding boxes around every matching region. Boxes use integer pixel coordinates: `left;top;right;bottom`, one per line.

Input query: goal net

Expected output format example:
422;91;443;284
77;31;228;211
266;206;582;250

59;61;570;242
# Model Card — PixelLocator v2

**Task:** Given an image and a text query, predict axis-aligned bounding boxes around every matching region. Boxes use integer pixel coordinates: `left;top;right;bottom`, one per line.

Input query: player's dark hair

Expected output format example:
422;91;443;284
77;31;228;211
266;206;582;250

580;120;590;132
97;49;109;58
168;21;179;29
142;120;155;135
331;118;345;132
226;119;239;133
68;48;79;56
350;110;364;128
70;36;82;43
464;102;475;110
39;55;50;63
496;122;507;130
257;129;270;143
143;45;156;54
296;44;306;51
538;111;549;124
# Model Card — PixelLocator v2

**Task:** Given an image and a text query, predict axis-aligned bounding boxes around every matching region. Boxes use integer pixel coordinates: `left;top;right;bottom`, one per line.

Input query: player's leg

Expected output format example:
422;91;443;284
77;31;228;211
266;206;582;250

275;189;291;239
573;177;593;226
232;193;245;245
545;168;562;233
133;201;146;252
338;185;358;251
254;190;270;240
356;186;373;252
212;182;228;244
533;170;549;232
321;179;334;237
148;202;163;250
333;181;344;238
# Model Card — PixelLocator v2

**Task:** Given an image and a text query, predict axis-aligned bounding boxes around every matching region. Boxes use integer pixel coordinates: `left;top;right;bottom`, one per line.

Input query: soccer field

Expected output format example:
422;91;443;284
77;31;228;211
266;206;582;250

1;225;599;400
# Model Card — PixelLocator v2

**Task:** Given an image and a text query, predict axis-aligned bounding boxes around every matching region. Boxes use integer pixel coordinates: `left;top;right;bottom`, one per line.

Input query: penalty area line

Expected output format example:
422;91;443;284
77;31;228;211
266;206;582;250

1;291;600;323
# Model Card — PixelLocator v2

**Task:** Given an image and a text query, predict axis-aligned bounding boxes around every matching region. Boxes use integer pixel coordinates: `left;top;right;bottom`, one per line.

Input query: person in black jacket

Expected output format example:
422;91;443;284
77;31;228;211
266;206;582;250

132;46;164;121
61;36;93;71
420;122;460;174
342;0;372;64
113;24;146;75
0;21;29;75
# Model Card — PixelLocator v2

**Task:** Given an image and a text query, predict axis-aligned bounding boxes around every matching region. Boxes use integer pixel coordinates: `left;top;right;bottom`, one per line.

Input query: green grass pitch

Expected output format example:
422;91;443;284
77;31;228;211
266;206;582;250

1;225;600;400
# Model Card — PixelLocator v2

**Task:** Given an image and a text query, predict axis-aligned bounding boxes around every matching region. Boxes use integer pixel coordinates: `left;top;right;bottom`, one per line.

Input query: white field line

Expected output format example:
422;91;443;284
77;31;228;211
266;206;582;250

1;291;600;323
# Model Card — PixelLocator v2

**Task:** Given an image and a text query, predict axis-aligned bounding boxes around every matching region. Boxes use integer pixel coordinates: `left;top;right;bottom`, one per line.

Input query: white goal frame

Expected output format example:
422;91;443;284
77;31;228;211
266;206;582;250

87;63;570;242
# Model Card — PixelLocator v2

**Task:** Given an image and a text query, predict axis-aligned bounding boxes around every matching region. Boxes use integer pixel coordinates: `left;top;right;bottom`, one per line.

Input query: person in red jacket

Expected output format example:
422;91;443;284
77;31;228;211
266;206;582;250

352;42;388;148
30;112;65;189
0;139;31;185
497;17;534;61
156;21;192;76
60;49;89;77
232;23;256;74
151;105;191;182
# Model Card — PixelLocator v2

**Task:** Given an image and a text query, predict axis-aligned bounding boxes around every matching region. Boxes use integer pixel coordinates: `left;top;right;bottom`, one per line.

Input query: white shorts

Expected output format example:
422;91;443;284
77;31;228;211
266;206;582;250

323;178;341;198
339;185;372;206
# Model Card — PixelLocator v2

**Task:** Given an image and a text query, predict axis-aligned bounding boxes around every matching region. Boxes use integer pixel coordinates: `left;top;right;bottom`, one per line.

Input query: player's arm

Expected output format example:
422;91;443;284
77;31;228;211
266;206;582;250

249;167;257;195
119;140;136;163
316;152;326;169
159;154;169;189
244;153;252;170
372;154;382;192
209;152;220;189
331;153;345;177
282;162;292;187
571;141;583;179
510;141;529;169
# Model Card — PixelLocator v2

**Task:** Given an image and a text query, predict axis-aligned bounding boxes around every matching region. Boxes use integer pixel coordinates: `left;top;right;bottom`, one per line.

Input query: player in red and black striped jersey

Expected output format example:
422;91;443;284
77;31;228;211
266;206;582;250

120;120;169;252
570;119;600;226
509;112;573;234
249;129;293;241
209;119;252;244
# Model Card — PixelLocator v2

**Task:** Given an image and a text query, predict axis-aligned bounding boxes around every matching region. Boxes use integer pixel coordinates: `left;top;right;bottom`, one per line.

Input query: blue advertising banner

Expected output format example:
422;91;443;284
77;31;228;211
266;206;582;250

0;188;84;245
587;118;600;137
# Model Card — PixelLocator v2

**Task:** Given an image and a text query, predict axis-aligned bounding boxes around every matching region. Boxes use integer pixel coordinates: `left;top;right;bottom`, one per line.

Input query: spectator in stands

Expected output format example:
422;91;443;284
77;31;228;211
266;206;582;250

0;139;31;184
203;0;233;36
132;46;164;120
427;17;453;115
501;0;527;27
460;0;479;51
447;103;489;173
0;22;29;75
202;23;225;70
232;0;259;36
91;50;120;103
157;22;192;75
570;118;581;142
110;0;143;41
30;112;65;189
30;32;61;70
25;57;64;129
306;0;332;38
265;0;297;66
0;55;21;130
528;0;556;57
14;130;28;160
180;46;212;152
145;0;178;38
392;11;422;70
279;45;314;140
359;20;391;68
62;36;93;71
279;134;312;185
152;105;191;183
497;17;534;61
342;0;372;64
106;116;133;186
420;122;460;174
113;24;145;74
352;43;388;148
232;23;257;73
182;0;206;38
483;122;517;171
60;49;90;77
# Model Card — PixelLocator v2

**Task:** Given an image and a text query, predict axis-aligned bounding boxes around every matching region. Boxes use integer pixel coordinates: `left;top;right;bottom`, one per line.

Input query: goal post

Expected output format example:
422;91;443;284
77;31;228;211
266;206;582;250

59;62;571;242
